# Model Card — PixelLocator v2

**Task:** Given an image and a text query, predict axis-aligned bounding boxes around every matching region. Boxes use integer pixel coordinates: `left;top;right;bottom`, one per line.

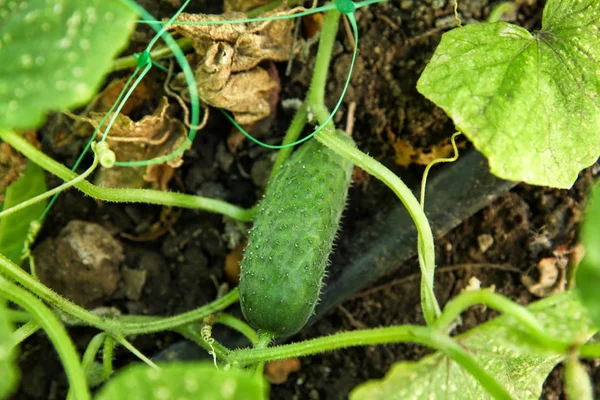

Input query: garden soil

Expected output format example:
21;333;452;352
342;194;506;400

10;0;599;399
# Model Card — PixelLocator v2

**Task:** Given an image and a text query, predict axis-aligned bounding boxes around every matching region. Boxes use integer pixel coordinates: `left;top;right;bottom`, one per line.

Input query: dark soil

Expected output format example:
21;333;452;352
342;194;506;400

9;0;599;399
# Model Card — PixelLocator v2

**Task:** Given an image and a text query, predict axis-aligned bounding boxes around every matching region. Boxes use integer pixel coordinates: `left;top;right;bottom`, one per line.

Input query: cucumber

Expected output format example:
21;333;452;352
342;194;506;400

239;131;354;337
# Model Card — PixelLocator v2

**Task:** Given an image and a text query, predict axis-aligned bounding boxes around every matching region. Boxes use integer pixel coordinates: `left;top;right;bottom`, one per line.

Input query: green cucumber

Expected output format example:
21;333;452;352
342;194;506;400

239;131;354;337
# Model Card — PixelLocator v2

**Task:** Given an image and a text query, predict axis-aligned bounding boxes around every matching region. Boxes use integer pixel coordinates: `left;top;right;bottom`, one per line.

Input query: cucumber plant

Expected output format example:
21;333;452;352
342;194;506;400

0;0;599;399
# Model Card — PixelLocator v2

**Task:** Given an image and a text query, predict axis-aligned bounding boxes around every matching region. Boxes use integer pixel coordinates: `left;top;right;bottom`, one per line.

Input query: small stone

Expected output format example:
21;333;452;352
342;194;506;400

477;233;494;253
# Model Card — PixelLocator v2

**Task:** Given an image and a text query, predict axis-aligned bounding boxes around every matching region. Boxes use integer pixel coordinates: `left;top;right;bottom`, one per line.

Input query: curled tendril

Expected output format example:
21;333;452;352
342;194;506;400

93;141;116;169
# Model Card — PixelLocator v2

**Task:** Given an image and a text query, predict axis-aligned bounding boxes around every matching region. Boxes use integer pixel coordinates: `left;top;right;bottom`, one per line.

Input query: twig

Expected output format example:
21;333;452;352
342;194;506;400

337;304;367;329
342;14;355;50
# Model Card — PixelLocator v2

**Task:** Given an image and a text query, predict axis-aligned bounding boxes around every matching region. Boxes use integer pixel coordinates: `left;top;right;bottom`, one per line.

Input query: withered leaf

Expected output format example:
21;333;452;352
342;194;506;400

72;75;160;138
521;254;568;298
72;97;187;190
0;131;40;192
170;7;293;125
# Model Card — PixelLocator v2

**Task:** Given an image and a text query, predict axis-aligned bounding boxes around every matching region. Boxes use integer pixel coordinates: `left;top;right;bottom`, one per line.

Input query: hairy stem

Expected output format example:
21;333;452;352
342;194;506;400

0;250;239;338
306;8;340;133
304;7;440;323
314;129;441;323
230;325;511;399
116;290;240;335
268;105;308;183
175;324;230;361
215;313;259;345
0;276;90;400
434;290;570;353
0;153;97;221
10;320;40;348
0;129;254;222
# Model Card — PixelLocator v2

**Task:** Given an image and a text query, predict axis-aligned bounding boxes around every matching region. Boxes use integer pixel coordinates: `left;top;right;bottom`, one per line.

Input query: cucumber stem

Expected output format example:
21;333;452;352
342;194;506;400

304;7;441;324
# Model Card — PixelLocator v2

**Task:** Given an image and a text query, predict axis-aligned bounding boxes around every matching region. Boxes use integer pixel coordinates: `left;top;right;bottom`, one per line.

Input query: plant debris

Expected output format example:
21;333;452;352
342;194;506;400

390;132;466;167
521;246;571;297
33;220;124;308
69;97;188;190
0;131;39;193
169;7;293;126
264;358;301;384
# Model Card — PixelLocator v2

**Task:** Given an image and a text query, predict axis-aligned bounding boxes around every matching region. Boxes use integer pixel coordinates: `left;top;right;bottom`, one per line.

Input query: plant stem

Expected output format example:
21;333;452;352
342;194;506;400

6;309;31;323
0;250;239;338
0;129;255;222
102;335;115;379
255;331;273;350
81;333;106;371
268;105;308;183
578;342;600;359
0;276;90;400
215;313;259;345
434;290;571;353
0;154;97;221
229;325;511;399
314;129;441;323
175;324;230;361
66;333;107;400
116;337;159;369
303;7;440;323
306;8;341;133
10;320;40;348
116;290;240;335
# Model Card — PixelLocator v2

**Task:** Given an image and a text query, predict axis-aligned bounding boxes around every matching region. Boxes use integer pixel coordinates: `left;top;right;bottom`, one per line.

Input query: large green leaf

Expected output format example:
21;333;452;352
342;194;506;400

0;162;47;263
350;292;595;400
417;0;600;188
0;0;137;130
0;299;18;399
577;184;600;327
95;362;268;400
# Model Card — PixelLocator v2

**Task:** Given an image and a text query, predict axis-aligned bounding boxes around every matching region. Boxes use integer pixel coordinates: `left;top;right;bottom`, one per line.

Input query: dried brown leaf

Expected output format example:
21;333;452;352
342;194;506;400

391;133;465;167
72;75;159;138
170;7;292;125
0;131;40;192
522;254;568;297
71;97;188;189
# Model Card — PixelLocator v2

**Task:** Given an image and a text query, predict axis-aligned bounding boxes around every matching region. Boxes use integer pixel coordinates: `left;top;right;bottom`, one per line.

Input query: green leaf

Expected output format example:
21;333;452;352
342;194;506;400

577;184;600;327
0;162;47;263
417;0;600;188
0;299;18;399
350;292;595;400
0;0;137;130
95;362;268;400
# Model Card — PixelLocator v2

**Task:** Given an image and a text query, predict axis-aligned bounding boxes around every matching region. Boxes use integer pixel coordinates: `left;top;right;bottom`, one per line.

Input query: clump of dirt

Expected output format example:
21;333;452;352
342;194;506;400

34;220;124;308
